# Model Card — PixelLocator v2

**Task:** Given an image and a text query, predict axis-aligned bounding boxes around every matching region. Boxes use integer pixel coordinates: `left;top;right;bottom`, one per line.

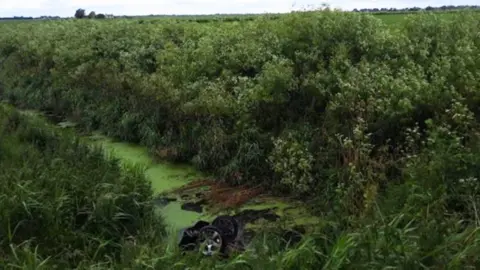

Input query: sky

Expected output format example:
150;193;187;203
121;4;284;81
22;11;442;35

0;0;475;17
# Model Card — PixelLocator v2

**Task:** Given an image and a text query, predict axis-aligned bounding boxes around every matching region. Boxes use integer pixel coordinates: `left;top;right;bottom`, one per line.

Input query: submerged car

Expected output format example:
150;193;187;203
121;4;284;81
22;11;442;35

177;215;246;256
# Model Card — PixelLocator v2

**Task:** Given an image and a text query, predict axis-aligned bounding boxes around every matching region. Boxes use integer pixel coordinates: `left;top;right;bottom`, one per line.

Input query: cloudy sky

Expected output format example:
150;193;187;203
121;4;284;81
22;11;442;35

0;0;473;17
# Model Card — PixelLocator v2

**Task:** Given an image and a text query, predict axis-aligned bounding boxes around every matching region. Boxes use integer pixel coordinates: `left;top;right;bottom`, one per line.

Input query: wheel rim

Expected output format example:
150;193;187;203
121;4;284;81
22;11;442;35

198;227;223;256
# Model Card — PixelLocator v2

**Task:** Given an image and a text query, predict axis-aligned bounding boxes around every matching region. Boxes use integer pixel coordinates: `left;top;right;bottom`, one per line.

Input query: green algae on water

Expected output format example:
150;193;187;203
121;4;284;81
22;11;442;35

157;201;204;229
85;132;205;194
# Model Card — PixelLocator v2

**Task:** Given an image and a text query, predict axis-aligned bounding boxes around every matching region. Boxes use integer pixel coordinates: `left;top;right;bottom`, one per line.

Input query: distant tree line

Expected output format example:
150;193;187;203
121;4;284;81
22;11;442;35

353;5;479;13
0;16;61;21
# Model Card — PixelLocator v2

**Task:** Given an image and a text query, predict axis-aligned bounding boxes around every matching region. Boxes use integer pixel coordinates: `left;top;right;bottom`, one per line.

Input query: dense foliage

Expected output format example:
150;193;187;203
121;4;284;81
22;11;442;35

1;10;480;268
0;105;165;267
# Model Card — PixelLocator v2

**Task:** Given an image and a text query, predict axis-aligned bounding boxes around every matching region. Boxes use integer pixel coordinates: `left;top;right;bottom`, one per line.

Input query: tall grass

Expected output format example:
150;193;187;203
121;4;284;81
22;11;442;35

0;105;166;267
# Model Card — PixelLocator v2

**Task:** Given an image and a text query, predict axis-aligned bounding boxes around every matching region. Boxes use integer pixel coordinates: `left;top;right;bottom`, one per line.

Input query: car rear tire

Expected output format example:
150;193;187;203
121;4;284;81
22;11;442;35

211;215;239;242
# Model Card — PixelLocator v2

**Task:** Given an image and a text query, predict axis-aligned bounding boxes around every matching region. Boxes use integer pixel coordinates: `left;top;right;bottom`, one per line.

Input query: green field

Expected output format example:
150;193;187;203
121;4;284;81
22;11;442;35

1;9;480;269
372;10;471;25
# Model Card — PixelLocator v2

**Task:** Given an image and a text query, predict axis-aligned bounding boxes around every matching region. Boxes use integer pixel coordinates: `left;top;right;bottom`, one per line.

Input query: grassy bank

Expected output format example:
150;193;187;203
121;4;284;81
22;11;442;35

1;9;480;268
0;105;166;267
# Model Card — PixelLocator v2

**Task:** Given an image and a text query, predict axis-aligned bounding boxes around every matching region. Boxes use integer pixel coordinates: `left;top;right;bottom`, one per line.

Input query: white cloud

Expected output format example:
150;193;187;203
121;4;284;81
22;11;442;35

0;0;475;17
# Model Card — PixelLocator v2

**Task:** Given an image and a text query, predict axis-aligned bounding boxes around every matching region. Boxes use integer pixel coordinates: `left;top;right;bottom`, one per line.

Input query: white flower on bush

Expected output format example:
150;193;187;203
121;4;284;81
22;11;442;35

268;133;314;193
458;177;477;184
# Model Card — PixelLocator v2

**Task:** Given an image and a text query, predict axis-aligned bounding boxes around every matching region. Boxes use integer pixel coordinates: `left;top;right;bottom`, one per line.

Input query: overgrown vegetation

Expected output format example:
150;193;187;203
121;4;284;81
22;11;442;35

0;105;166;267
0;10;480;268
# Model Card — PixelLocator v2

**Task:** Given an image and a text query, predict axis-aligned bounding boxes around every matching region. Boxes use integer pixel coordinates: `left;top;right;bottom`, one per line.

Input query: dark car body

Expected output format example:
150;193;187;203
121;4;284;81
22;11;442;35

177;215;246;256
